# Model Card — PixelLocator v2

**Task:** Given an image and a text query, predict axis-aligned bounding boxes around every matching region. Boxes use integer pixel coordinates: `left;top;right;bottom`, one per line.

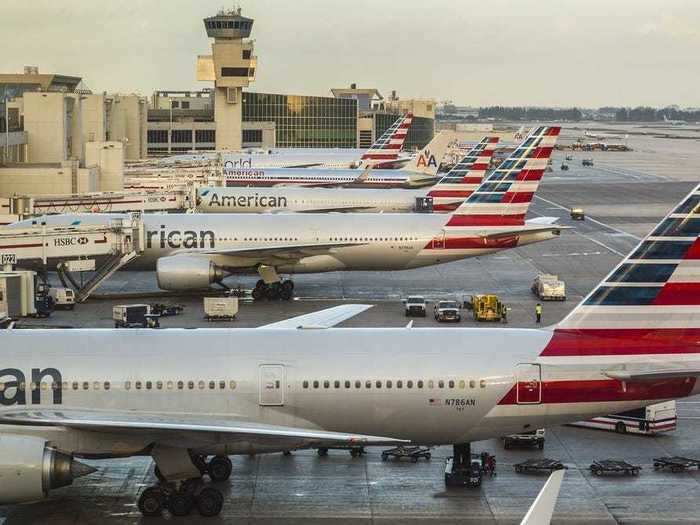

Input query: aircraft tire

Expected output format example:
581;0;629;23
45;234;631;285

138;487;165;517
208;456;233;483
196;487;224;517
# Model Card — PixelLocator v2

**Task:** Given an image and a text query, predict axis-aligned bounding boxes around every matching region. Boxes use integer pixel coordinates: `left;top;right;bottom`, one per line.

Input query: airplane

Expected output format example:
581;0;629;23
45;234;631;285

157;113;415;170
1;180;699;518
663;115;687;126
514;125;526;140
583;130;629;140
11;127;563;300
220;129;456;189
195;136;499;214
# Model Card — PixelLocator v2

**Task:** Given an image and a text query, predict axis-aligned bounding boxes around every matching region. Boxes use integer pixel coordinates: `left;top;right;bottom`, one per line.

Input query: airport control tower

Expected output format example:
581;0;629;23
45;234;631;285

197;8;256;151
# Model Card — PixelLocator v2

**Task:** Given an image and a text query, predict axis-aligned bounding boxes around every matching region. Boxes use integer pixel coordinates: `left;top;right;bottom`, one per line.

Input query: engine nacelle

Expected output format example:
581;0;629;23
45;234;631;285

156;255;224;291
0;435;95;504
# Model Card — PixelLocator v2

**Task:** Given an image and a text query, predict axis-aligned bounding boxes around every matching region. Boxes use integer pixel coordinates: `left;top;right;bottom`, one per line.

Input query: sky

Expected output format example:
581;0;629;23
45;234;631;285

3;0;699;108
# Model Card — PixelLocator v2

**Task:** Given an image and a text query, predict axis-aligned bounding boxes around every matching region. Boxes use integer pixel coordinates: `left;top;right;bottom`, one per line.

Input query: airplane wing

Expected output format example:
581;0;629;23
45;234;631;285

261;304;373;329
0;409;408;449
520;469;564;525
295;206;377;213
178;241;366;261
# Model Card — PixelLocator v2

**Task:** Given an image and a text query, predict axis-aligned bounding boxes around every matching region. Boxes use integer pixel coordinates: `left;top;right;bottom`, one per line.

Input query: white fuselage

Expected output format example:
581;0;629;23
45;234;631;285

17;213;559;274
1;327;697;458
222;167;434;188
197;186;431;213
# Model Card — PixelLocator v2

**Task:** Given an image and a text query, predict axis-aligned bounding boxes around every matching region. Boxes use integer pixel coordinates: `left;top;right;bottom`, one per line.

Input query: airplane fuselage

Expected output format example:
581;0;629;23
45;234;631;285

223;167;436;188
1;327;697;458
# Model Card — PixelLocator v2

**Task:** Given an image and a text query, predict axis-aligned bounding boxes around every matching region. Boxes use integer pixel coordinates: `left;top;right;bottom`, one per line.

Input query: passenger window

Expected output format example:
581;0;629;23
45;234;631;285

469;380;476;389
41;382;48;391
355;380;361;389
157;381;163;390
230;381;237;390
209;381;215;390
397;380;403;388
104;381;111;390
386;380;392;388
324;380;330;389
344;380;350;388
459;380;466;389
376;380;382;388
19;382;25;391
480;380;486;388
135;381;142;390
30;382;37;391
428;380;434;389
303;381;309;389
449;380;455;389
365;381;372;389
219;381;225;390
198;381;205;390
62;381;68;390
93;381;100;390
334;381;340;389
178;381;184;390
438;380;444;388
83;382;89;391
188;381;194;390
417;380;424;389
313;381;319;389
407;380;413;389
123;381;130;390
146;381;152;390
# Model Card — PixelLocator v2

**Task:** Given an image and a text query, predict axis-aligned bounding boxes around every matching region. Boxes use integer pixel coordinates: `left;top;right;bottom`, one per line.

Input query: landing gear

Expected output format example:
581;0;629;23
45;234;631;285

138;487;165;517
252;279;295;301
444;443;482;488
196;486;225;517
138;480;223;518
207;455;233;483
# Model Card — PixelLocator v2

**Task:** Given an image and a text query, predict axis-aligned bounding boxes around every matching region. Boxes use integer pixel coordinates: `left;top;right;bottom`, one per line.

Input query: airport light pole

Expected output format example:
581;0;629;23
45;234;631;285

4;95;9;163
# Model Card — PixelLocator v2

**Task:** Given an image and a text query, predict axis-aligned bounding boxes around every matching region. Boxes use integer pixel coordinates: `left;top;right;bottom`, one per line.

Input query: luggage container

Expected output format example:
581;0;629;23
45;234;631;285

204;297;238;321
113;304;153;328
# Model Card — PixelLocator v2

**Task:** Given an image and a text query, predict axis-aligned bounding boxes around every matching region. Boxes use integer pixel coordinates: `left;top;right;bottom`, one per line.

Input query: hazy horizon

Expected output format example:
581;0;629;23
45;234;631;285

3;0;699;108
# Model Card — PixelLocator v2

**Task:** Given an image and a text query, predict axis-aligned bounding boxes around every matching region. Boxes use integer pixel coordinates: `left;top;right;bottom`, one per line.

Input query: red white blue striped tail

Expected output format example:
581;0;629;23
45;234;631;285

444;126;560;227
360;113;413;164
556;183;700;333
427;137;499;211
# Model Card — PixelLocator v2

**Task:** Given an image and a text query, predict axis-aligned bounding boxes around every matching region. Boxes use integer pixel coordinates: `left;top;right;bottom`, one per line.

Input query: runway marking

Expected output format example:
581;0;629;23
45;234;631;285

535;195;642;241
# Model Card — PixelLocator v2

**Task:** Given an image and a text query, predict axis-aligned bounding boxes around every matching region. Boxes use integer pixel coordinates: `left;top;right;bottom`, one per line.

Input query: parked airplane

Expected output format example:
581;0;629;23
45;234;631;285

220;130;455;189
160;113;414;170
663;115;687;126
1;181;699;518
12;127;562;300
195;137;499;214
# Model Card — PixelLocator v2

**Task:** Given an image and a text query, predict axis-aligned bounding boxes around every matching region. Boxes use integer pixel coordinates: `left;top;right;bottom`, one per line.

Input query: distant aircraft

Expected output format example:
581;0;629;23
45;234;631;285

1;176;699;518
196;137;499;213
663;115;687;126
514;126;526;140
584;131;629;140
220;130;456;189
11;127;562;300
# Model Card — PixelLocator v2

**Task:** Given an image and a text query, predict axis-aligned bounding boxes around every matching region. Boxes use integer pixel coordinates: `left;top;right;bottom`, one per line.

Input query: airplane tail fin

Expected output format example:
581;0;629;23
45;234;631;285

555;182;700;333
360;113;413;166
401;131;456;176
427;136;500;211
443;126;560;228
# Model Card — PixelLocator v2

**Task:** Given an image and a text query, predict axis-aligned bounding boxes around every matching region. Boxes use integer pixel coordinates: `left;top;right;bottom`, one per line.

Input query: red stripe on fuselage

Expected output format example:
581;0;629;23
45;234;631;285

422;236;518;250
498;377;696;405
446;214;525;227
540;328;700;357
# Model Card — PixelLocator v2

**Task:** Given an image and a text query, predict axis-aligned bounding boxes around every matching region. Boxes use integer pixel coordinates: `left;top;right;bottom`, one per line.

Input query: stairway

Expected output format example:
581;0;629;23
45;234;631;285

74;251;140;303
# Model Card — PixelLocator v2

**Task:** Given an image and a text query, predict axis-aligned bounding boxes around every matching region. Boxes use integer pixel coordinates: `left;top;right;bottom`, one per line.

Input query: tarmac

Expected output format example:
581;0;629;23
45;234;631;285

3;123;700;524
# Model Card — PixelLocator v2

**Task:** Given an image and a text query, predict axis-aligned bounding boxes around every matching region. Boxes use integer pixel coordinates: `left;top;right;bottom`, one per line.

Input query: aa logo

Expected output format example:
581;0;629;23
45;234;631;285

416;150;438;168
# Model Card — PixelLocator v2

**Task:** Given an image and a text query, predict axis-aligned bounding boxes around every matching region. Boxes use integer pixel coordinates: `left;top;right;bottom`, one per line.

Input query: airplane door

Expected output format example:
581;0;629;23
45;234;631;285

431;230;446;250
259;365;285;406
515;364;541;404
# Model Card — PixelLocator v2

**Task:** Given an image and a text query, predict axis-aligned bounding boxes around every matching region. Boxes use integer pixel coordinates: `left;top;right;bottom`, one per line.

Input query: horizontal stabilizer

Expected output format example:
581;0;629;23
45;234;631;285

604;368;700;381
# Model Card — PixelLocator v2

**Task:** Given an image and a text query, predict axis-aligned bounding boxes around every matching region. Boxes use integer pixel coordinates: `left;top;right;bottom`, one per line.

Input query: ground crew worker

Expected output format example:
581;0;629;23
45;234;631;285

535;303;543;323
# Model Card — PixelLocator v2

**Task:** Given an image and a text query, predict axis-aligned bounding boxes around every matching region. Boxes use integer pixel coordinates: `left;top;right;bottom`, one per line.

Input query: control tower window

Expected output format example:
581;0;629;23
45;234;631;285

222;67;250;77
234;21;240;29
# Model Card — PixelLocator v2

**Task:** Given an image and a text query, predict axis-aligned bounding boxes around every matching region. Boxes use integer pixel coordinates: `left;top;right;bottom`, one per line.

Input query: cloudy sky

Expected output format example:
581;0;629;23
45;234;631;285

3;0;699;107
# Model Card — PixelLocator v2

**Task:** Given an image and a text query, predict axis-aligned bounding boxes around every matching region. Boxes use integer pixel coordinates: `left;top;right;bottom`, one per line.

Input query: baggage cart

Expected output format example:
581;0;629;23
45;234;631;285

514;458;567;474
590;459;640;476
381;446;432;463
653;456;700;472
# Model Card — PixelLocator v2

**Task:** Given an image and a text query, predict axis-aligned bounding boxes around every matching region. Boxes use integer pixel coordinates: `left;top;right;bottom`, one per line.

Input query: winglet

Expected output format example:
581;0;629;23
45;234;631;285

520;469;564;525
260;304;374;329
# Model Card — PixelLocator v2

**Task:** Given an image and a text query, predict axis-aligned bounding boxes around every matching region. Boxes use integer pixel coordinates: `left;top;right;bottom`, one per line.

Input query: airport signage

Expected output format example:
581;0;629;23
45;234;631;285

0;253;16;265
53;236;89;247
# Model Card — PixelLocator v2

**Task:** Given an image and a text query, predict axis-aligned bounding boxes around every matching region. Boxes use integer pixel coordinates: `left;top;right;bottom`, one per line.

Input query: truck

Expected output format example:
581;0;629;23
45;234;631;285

113;304;159;328
204;296;238;321
404;296;427;317
467;295;508;322
48;287;75;310
503;429;546;450
582;158;594;167
433;300;461;322
531;274;566;301
570;401;677;435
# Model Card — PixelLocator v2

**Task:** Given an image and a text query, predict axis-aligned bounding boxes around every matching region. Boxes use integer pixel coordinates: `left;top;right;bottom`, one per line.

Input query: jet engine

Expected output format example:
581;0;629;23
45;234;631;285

0;435;96;504
156;255;224;291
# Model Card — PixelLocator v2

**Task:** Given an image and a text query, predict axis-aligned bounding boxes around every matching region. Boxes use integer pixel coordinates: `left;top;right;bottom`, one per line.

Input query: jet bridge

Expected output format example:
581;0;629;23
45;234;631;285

0;213;144;302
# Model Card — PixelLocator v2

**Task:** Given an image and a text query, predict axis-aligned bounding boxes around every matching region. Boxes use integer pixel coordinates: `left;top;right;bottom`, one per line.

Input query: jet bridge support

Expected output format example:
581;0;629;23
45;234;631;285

0;213;145;303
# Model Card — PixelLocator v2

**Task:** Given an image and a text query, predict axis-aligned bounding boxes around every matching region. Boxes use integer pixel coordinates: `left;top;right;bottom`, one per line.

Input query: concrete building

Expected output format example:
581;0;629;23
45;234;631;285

196;8;257;151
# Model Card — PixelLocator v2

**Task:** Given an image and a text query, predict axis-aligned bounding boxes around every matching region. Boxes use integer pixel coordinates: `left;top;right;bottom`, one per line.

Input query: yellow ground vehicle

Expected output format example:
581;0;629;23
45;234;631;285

467;295;508;322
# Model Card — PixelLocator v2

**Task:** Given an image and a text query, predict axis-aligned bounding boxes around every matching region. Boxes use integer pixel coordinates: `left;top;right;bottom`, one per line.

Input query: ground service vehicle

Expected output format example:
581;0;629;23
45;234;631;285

469;295;507;322
113;304;153;328
570;401;677;435
48;287;75;310
204;297;238;321
531;274;566;301
434;300;461;322
503;429;546;449
570;208;585;220
560;163;569;171
582;158;594;167
404;296;427;317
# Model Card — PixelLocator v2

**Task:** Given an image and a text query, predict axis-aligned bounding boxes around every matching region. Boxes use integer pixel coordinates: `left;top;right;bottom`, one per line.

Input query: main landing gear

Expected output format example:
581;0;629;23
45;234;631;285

444;443;483;488
252;279;294;301
140;453;231;518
